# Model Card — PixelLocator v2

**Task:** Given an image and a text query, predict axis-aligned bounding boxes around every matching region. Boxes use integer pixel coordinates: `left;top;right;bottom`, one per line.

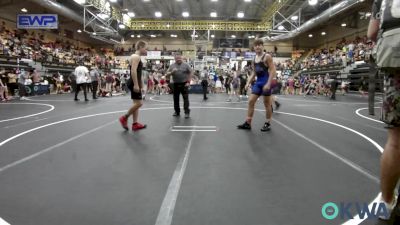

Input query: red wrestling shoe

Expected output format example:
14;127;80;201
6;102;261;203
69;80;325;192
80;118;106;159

132;122;147;131
119;116;128;131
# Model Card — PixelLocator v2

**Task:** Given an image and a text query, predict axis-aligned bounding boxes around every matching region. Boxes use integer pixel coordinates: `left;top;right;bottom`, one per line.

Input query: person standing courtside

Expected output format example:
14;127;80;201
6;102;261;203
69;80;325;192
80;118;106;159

74;62;89;101
18;69;28;100
368;0;400;220
166;54;193;118
90;66;100;99
118;41;147;131
237;39;277;131
200;66;208;101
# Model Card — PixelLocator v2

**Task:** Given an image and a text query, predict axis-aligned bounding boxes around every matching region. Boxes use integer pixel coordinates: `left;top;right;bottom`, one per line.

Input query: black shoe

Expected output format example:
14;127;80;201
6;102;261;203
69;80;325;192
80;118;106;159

173;112;180;117
85;99;89;101
237;121;251;130
185;113;190;118
204;97;208;101
261;122;271;132
275;101;281;110
74;98;79;101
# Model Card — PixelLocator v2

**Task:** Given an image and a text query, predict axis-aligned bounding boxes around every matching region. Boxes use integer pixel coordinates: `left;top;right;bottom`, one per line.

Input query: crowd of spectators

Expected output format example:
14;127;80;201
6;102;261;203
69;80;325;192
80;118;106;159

0;20;120;69
297;36;374;71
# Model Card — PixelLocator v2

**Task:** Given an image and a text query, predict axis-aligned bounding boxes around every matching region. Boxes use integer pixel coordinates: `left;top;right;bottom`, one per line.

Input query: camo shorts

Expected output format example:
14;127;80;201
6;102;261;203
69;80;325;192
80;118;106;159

381;72;400;127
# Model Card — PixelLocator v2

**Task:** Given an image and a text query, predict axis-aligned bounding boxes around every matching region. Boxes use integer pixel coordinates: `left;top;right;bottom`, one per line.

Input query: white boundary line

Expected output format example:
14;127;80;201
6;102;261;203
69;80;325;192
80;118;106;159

0;121;116;173
278;96;369;105
149;96;247;105
0;103;55;123
355;107;384;124
155;130;195;225
273;119;379;183
171;129;217;132
24;97;73;102
173;126;217;128
2;118;49;129
0;106;383;225
150;95;376;106
0;217;10;225
0;107;173;148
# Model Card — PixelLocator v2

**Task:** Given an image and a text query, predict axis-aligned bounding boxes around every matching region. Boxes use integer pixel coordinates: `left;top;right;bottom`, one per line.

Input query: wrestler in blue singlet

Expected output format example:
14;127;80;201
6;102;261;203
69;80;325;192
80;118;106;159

252;53;271;96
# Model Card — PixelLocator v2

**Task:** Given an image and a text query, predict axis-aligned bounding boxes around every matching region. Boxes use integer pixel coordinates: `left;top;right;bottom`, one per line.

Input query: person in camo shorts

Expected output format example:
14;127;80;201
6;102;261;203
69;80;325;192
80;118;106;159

368;0;400;220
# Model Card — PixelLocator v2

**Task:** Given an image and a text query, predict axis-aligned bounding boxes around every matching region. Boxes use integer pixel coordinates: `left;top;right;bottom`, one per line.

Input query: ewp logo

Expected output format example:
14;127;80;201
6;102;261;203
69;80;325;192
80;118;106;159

321;202;389;220
17;14;58;29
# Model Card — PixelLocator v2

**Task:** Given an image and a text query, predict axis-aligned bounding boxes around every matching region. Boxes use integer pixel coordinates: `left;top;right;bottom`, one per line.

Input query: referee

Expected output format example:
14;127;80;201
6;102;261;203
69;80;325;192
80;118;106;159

166;54;193;118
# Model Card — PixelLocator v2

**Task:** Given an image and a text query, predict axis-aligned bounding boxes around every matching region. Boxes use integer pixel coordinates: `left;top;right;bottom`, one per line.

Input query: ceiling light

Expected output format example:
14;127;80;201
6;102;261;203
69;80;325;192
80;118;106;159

73;0;86;4
131;34;135;38
141;24;145;27
191;34;198;37
210;12;217;17
137;35;141;38
143;0;150;2
93;32;97;35
119;24;126;29
77;29;82;33
171;34;178;38
308;34;313;37
155;11;162;17
365;12;372;17
249;35;255;38
278;25;285;30
231;35;236;38
21;8;28;13
308;0;318;6
176;0;183;1
237;12;244;18
211;34;215;38
291;15;298;21
109;0;117;2
244;0;251;2
341;23;347;27
151;34;156;38
127;12;135;17
182;12;189;17
211;0;218;2
166;24;171;28
321;32;326;35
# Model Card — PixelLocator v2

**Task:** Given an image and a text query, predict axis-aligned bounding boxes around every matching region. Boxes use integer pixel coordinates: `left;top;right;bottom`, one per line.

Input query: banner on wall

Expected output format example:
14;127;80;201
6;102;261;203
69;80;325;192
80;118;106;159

17;14;58;29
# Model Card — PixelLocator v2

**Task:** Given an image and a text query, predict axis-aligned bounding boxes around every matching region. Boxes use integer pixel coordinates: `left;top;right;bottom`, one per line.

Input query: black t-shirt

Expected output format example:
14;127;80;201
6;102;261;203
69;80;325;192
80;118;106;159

372;0;400;31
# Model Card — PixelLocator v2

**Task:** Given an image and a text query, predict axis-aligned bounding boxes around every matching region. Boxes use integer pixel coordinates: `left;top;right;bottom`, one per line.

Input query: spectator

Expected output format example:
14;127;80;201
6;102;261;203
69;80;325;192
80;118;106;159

18;69;28;100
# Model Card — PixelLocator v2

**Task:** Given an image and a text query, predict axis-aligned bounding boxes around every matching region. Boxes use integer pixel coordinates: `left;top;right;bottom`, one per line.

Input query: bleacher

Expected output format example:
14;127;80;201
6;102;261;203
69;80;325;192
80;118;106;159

40;61;77;73
0;56;32;70
348;63;383;92
300;62;343;76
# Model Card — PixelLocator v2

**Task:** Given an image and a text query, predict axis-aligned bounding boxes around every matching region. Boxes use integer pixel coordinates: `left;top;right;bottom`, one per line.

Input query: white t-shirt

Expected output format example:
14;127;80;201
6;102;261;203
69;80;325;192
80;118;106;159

348;43;355;51
75;66;89;84
200;70;208;80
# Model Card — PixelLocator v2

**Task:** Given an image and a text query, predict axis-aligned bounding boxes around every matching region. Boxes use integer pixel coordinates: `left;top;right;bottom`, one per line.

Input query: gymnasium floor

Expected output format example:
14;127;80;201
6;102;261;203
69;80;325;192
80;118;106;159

0;93;396;225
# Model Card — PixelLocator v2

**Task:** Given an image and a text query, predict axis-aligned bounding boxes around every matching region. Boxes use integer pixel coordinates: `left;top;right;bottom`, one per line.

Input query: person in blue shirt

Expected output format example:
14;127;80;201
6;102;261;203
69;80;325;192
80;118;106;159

237;39;277;131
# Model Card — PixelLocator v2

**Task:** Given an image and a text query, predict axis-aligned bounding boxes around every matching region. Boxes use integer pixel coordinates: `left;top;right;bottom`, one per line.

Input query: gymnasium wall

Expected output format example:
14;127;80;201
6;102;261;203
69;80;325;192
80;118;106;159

117;38;293;53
